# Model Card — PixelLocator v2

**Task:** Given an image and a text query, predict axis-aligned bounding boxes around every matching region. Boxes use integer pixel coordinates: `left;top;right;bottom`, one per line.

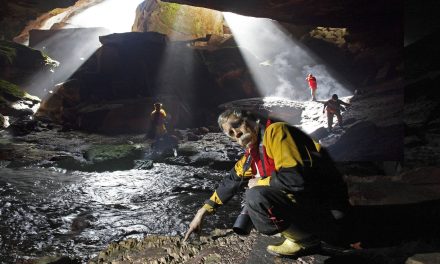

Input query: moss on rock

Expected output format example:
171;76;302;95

0;44;17;65
84;144;142;163
0;40;58;73
0;113;5;128
0;79;40;103
145;1;224;41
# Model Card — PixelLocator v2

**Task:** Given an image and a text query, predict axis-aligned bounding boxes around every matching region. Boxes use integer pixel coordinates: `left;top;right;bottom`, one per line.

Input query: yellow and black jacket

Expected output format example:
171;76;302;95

150;109;167;136
204;122;349;213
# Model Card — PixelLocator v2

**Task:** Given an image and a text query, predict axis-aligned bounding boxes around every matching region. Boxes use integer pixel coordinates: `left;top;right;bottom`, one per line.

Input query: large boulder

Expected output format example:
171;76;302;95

35;78;81;126
0;40;58;89
132;0;225;41
0;79;40;118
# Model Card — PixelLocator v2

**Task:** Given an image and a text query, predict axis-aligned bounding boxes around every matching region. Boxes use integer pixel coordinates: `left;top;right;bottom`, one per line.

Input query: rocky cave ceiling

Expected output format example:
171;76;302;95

1;0;403;43
162;0;401;29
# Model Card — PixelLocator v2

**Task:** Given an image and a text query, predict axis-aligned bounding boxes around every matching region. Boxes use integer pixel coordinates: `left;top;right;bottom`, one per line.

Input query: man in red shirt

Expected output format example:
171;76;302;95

306;74;317;101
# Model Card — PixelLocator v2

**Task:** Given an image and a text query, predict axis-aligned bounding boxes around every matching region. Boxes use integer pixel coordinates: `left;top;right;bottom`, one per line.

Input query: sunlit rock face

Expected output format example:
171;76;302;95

133;0;225;41
0;0;77;41
12;0;106;45
11;0;145;45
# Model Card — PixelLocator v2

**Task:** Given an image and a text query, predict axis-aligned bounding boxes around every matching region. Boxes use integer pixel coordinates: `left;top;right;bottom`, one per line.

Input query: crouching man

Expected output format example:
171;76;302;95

184;108;351;258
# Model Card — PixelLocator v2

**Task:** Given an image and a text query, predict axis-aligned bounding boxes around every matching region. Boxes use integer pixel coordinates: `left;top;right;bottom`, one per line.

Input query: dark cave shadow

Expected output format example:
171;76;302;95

326;199;440;264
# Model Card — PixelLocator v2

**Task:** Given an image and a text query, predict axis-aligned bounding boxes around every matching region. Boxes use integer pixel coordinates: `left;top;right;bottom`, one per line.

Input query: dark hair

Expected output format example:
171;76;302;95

332;94;338;100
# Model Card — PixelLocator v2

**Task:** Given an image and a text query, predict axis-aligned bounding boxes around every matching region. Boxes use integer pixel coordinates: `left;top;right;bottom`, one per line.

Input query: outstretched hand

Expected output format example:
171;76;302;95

248;178;258;189
183;207;207;242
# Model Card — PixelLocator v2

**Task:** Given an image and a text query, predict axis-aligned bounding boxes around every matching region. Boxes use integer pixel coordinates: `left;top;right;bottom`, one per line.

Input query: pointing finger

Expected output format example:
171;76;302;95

183;228;193;242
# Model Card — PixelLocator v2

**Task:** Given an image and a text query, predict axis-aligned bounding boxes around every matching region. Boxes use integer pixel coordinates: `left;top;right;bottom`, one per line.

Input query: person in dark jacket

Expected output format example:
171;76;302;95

323;94;351;132
184;108;351;258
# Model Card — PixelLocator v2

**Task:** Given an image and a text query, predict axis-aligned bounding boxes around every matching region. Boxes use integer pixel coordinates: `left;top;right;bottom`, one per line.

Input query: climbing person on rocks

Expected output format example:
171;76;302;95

323;94;351;132
306;73;318;101
184;108;352;258
147;102;167;139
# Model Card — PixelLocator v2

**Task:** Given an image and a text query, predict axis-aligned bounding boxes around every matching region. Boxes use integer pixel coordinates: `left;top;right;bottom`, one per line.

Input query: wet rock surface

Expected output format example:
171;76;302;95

89;230;258;264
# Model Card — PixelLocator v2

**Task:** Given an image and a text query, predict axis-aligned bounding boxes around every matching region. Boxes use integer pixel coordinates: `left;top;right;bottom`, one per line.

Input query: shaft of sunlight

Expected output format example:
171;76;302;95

68;0;144;33
27;0;144;99
223;12;351;102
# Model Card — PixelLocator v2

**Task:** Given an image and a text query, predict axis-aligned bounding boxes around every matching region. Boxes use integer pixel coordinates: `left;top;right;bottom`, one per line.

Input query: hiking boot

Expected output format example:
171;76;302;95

267;225;320;258
267;237;320;257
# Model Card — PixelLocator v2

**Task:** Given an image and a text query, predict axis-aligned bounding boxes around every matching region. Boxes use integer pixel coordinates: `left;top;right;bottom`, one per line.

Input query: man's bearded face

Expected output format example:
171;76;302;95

221;115;258;148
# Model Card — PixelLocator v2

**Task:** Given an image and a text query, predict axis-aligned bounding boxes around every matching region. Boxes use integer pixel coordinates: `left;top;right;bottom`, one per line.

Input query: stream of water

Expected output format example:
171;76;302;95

0;164;242;263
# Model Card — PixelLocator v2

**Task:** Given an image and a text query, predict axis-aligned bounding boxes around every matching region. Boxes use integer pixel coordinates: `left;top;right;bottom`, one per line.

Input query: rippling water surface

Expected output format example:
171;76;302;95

0;164;242;263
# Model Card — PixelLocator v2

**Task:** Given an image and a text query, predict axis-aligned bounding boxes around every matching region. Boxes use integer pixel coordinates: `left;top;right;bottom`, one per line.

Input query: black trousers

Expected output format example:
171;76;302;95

245;186;342;243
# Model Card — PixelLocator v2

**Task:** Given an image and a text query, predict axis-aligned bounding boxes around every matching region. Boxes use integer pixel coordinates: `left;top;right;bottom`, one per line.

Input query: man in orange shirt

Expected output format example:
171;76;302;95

147;102;167;139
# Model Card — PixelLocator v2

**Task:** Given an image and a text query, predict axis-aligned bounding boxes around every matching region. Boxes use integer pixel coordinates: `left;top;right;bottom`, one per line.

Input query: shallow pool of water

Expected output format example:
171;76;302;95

0;164;242;263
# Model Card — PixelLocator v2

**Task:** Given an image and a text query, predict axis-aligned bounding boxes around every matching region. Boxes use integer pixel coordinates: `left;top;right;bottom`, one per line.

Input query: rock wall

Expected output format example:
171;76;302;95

36;32;260;133
0;0;77;40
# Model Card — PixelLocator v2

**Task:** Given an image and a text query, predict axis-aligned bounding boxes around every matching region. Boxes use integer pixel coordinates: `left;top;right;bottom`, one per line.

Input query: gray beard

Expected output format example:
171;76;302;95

238;133;252;147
